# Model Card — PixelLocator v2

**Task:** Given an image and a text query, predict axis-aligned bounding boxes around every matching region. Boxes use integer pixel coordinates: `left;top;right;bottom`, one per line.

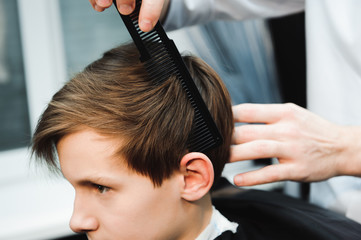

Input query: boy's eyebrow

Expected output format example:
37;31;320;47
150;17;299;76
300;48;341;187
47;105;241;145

76;179;98;186
61;171;118;186
74;176;117;186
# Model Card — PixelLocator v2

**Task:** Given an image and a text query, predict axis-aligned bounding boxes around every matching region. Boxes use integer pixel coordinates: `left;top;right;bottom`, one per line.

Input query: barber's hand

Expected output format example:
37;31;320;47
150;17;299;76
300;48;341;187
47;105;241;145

89;0;167;32
230;103;347;186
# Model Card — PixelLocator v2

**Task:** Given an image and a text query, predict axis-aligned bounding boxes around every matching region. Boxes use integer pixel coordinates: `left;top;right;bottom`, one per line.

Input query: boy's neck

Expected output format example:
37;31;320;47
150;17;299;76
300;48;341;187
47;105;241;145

178;193;213;240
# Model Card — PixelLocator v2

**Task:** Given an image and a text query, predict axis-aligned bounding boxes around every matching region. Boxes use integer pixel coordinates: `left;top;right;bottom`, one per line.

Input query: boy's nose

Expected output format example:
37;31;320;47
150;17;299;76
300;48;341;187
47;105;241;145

70;196;99;233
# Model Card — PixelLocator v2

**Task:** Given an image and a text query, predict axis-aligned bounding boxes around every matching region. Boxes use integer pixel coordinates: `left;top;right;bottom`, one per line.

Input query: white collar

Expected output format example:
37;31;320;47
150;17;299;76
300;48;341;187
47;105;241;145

195;206;238;240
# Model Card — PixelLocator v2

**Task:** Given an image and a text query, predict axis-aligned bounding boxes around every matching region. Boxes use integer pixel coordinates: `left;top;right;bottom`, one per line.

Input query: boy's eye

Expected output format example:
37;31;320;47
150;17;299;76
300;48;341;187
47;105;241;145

93;184;110;194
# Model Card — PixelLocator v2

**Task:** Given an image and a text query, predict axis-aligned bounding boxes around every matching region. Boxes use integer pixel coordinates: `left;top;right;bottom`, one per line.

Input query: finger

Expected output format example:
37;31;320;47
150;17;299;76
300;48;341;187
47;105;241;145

232;124;276;144
233;103;288;124
115;0;136;15
89;0;104;12
139;0;164;32
233;164;292;186
94;4;106;12
89;0;96;8
230;140;286;163
95;0;113;8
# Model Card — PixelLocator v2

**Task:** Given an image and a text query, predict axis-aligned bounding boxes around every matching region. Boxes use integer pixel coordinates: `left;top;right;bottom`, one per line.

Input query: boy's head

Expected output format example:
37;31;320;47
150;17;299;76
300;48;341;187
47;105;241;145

32;43;233;239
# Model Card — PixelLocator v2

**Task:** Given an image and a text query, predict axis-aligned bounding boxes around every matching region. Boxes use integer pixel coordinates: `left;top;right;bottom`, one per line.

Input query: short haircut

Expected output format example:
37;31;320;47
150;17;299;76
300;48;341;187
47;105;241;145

31;43;233;186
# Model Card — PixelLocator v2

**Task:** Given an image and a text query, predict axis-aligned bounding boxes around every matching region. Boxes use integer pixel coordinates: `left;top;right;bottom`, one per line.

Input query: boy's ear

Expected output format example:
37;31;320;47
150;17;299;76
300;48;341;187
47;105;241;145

179;152;214;202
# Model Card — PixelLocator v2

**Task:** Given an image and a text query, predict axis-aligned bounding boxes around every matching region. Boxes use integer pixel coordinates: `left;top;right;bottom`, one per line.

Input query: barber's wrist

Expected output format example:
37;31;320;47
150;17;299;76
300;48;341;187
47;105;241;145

336;126;361;177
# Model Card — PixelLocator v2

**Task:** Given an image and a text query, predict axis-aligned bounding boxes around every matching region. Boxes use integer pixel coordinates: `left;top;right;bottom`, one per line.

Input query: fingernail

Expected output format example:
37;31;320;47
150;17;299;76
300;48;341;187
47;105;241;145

118;4;133;14
140;19;153;32
96;0;111;7
234;175;243;186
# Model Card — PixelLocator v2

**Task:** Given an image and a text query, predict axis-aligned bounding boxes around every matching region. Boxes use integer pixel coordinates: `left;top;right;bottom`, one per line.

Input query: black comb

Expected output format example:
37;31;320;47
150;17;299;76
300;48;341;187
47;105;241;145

113;0;223;153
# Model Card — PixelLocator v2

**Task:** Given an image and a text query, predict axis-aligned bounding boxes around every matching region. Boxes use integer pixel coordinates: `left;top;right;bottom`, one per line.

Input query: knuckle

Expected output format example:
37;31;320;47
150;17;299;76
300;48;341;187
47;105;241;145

254;141;273;156
295;164;312;181
283;103;297;117
233;127;243;144
265;165;285;183
284;102;297;110
240;125;256;139
234;124;259;143
280;124;300;139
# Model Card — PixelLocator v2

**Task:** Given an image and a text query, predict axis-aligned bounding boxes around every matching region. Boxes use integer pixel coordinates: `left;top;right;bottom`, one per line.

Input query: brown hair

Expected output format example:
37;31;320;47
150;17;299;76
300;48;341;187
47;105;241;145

31;43;233;186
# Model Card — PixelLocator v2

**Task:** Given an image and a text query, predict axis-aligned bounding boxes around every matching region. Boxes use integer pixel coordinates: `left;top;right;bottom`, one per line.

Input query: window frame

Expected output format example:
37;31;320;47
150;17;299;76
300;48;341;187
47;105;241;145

0;0;66;180
0;1;73;239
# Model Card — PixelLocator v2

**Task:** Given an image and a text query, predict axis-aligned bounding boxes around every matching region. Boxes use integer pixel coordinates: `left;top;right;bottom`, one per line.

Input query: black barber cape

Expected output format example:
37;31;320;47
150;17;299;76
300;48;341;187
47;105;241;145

212;183;361;240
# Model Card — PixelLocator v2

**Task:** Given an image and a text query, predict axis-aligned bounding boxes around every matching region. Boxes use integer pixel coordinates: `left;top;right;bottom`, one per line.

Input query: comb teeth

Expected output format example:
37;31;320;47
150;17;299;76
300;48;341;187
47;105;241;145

114;0;223;153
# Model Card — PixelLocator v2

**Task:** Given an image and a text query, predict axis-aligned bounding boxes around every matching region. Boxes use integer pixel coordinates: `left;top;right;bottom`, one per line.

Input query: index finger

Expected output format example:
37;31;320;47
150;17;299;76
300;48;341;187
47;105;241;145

233;103;286;124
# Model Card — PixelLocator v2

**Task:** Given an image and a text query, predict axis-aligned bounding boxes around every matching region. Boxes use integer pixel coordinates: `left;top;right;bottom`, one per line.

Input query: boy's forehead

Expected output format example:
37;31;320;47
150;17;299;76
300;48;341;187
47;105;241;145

58;127;125;157
57;129;128;178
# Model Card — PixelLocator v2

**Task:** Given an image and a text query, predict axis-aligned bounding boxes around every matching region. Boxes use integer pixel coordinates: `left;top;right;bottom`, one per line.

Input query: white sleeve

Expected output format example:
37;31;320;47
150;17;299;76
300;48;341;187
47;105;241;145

163;0;305;31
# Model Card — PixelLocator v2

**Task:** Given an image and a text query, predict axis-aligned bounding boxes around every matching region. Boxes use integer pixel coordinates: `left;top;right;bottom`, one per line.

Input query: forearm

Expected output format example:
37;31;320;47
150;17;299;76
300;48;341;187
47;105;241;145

337;126;361;177
163;0;305;31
